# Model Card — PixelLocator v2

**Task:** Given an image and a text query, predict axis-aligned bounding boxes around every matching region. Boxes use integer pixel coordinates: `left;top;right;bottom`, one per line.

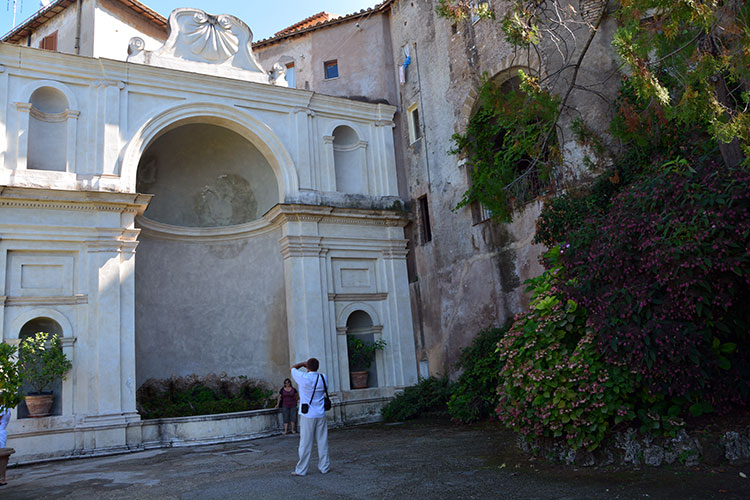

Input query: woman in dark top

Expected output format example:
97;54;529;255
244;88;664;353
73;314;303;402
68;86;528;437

274;378;299;434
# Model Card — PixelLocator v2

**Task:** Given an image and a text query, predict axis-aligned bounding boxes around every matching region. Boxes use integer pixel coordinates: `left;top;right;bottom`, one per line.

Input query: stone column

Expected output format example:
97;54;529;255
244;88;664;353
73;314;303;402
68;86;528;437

85;240;123;418
373;120;398;196
90;80;124;176
358;140;370;195
0;65;8;169
64;109;80;173
322;135;336;192
14;103;32;171
294;108;315;190
380;240;418;387
278;208;338;389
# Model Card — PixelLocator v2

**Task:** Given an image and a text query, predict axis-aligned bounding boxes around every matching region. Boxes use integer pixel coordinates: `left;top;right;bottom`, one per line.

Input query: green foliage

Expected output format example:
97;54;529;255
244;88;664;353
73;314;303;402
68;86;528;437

381;376;453;422
347;336;386;371
0;342;22;410
452;74;560;222
500;2;540;46
447;326;507;423
496;253;640;451
559;160;750;412
436;1;494;22
613;0;750;161
538;77;721;249
136;375;275;420
17;332;72;394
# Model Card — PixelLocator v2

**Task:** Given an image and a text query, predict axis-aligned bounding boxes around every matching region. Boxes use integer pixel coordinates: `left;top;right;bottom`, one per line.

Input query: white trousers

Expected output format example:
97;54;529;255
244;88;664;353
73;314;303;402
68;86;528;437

295;415;329;475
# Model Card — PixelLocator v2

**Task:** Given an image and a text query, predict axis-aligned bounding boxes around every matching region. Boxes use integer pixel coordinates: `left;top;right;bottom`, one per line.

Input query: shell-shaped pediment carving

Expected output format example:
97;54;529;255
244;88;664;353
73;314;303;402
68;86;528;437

182;11;239;62
127;8;270;84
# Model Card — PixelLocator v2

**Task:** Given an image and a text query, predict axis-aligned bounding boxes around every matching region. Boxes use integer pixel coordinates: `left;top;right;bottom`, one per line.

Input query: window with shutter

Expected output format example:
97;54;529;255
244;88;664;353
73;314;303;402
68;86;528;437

39;31;58;51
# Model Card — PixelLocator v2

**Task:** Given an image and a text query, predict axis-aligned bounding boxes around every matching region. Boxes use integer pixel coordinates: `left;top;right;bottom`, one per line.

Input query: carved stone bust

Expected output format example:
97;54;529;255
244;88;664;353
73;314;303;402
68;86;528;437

127;8;272;84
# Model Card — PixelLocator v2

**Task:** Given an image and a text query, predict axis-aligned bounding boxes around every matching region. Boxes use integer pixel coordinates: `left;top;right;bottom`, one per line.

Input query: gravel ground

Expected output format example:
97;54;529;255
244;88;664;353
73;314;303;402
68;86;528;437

2;418;749;500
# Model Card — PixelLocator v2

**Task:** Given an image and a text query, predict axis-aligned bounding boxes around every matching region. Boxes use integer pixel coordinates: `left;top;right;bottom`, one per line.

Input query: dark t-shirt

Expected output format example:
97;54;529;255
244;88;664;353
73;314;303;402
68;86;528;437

280;387;298;408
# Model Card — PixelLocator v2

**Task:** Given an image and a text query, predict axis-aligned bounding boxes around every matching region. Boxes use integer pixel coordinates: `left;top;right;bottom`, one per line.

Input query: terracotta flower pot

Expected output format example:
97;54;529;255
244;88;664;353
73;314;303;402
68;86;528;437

25;393;54;417
350;370;369;389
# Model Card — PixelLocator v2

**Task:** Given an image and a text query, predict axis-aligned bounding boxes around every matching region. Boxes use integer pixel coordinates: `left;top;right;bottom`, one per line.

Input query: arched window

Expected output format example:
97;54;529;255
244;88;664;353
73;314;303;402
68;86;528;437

459;70;559;223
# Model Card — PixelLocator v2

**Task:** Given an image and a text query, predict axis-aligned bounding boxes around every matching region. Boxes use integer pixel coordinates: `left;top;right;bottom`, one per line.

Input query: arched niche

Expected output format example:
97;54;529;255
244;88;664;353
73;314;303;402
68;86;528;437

136;122;280;227
15;80;79;173
133;113;291;388
8;309;75;420
343;309;383;388
16;317;65;418
331;125;368;195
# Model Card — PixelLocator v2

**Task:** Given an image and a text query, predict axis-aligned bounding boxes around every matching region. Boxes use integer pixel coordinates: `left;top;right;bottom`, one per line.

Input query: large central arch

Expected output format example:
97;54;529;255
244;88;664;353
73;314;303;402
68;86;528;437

129;104;294;388
120;102;299;200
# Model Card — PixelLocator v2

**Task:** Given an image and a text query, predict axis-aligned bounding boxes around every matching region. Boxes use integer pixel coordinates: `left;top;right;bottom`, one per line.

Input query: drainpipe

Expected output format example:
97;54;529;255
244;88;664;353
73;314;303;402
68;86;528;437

75;0;82;55
413;42;431;190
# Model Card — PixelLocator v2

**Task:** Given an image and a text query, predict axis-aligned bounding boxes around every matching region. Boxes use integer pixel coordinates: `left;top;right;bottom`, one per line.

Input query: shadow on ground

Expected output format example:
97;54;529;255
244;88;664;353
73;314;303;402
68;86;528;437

3;418;749;499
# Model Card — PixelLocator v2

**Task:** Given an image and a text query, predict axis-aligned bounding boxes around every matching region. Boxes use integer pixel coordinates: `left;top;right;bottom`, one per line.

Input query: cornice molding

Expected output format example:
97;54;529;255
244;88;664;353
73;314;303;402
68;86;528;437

0;199;146;215
279;235;324;259
0;188;151;215
136;215;278;242
266;204;407;228
4;294;88;307
328;293;387;302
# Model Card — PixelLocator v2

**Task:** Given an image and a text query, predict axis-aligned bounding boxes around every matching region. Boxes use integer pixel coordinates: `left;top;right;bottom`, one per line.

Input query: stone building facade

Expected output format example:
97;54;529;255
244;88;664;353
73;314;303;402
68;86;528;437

253;0;618;375
0;0;621;461
1;4;417;462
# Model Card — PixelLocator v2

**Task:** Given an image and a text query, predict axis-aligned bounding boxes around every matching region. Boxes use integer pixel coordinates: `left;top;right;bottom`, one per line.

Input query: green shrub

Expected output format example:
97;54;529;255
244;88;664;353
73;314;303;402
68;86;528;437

17;332;72;394
381;376;452;422
447;326;507;423
496;251;639;451
347;336;387;371
137;374;275;420
0;342;22;410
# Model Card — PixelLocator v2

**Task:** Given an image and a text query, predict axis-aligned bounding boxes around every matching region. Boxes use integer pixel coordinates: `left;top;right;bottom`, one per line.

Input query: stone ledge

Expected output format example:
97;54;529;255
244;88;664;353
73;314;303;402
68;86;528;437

518;426;750;468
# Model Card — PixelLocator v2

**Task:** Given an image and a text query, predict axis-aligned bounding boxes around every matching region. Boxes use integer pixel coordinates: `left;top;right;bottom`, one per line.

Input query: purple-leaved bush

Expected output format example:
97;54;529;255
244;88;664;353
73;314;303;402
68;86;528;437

560;162;750;411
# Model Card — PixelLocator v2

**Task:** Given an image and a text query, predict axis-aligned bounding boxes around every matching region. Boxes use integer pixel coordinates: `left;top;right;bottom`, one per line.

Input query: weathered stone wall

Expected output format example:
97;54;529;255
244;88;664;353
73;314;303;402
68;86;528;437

388;0;620;377
387;0;534;376
253;12;398;106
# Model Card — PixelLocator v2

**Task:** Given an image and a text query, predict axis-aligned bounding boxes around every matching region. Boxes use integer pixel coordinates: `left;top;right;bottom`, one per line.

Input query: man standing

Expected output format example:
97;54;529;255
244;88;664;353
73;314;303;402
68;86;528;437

290;358;330;476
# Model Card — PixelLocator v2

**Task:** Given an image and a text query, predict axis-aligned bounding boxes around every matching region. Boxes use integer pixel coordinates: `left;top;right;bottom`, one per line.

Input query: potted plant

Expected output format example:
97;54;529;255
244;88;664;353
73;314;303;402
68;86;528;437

1;341;22;485
347;336;386;389
17;332;72;418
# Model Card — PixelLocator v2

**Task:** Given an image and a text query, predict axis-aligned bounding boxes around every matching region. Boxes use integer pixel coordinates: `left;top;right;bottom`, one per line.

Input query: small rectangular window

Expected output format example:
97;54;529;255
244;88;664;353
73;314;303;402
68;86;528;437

407;103;422;144
418;195;432;244
285;62;295;88
324;60;339;79
39;31;58;51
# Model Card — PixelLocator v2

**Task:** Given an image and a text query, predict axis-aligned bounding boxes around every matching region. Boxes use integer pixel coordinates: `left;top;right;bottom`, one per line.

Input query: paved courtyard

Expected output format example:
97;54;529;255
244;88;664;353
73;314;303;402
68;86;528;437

3;419;749;500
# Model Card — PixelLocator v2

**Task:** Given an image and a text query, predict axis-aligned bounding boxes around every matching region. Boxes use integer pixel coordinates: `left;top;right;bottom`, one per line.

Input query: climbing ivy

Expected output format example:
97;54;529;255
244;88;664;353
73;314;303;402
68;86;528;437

452;73;560;222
